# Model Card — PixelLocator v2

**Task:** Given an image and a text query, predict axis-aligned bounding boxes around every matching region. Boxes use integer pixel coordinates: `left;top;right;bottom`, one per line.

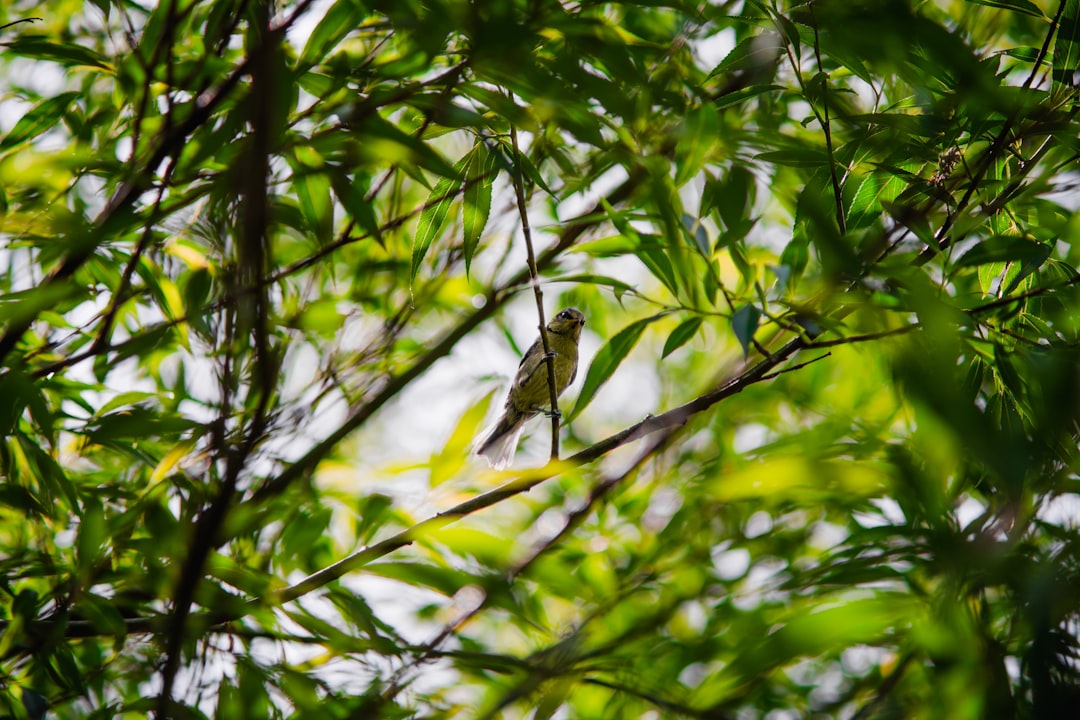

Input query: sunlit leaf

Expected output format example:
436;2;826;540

0;92;80;151
461;141;497;275
411;171;461;282
3;36;109;68
964;0;1046;18
662;316;703;358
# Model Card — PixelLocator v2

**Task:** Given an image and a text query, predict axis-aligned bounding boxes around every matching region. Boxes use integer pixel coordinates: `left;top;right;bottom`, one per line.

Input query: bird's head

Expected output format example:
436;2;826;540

548;308;586;340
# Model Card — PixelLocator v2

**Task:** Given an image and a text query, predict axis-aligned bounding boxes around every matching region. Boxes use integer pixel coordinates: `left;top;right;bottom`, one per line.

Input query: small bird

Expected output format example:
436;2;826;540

473;308;586;469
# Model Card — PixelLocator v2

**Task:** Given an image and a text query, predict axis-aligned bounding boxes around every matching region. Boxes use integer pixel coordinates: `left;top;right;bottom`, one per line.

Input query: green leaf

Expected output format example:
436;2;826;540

756;147;827;167
662;316;703;358
3;37;109;69
411;172;461;282
1053;0;1080;87
0;284;81;326
780;234;810;281
638;239;682;299
0;369;49;437
847;171;905;230
955;236;1052;268
714;83;784;110
75;497;107;573
707;33;783;78
298;0;367;70
548;273;640;301
0;91;80;151
430;390;494;486
366;561;477;597
328;165;381;242
0;484;48;517
290;150;334;245
681;213;711;257
355;113;457;178
964;0;1046;18
570;314;663;419
569;235;638;256
714;166;757;232
462;142;498;275
731;304;761;356
674;103;719;186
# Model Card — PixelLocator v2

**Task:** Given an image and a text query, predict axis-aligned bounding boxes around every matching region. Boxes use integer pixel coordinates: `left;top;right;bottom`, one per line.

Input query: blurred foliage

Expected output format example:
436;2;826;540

1;0;1080;717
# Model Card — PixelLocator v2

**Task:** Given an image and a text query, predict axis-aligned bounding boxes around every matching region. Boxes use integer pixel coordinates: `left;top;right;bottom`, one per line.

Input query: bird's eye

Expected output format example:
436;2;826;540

557;311;568;319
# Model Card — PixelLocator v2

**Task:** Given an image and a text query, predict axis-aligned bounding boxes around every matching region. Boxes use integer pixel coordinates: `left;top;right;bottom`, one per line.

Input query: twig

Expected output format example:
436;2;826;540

809;2;847;236
0;17;43;31
852;652;914;720
804;325;919;348
759;352;831;380
509;121;562;461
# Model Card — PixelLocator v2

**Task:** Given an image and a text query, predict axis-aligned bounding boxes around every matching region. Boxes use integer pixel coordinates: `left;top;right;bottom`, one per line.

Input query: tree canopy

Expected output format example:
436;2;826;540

1;0;1080;717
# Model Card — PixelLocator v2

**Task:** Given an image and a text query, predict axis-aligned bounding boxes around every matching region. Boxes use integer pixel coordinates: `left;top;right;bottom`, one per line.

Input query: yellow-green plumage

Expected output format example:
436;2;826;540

474;308;586;469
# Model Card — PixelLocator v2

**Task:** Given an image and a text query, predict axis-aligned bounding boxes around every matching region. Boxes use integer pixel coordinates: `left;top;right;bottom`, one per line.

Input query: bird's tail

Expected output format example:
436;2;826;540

472;411;526;470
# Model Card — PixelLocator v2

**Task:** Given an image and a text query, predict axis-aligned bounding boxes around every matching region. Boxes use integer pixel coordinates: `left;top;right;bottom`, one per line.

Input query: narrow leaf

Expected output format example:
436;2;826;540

298;0;366;70
964;0;1046;18
674;103;719;186
955;236;1051;267
462;142;497;275
638;240;682;299
731;304;761;356
4;37;109;69
411;160;465;281
0;92;80;151
1053;0;1080;87
662;316;704;358
328;165;381;242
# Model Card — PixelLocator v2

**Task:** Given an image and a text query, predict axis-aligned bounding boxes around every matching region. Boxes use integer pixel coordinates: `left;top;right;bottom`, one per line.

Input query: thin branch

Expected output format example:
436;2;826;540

0;17;43;31
582;676;730;720
89;158;178;355
509;122;562;461
1023;0;1068;91
804;325;920;348
759;351;831;380
809;2;847;236
969;272;1080;314
852;652;915;720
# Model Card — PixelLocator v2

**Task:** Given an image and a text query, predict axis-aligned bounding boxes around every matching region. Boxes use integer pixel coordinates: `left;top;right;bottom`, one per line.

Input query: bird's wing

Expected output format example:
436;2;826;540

515;338;545;388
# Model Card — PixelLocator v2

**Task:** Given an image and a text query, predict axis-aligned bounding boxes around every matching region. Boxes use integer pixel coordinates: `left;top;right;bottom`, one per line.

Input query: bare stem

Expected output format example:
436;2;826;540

509;122;562;461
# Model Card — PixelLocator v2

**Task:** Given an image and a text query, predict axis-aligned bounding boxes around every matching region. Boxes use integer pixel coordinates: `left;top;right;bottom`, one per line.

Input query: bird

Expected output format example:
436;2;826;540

473;308;586;469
